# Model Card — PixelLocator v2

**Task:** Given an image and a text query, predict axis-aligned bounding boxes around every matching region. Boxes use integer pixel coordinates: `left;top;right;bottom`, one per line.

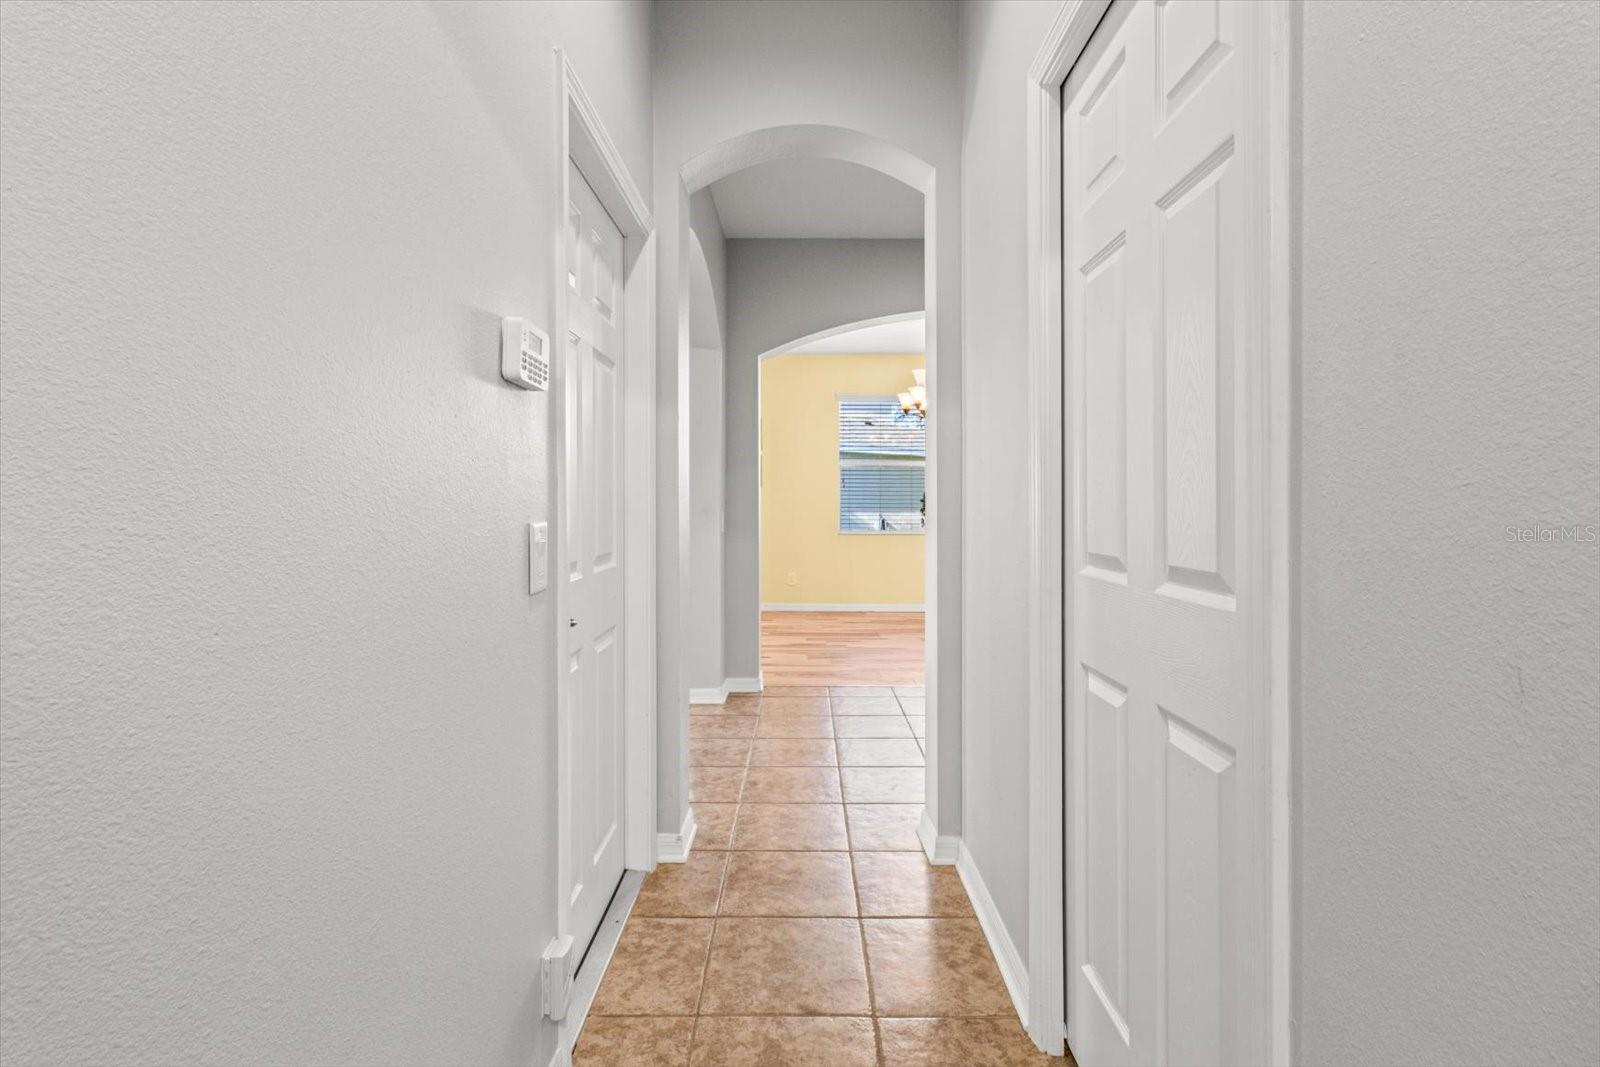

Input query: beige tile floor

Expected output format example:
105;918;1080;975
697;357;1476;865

576;685;1071;1067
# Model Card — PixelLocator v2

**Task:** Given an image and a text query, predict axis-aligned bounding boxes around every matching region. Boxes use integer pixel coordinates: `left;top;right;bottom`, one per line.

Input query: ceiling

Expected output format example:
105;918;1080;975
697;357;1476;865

709;157;924;239
787;315;925;355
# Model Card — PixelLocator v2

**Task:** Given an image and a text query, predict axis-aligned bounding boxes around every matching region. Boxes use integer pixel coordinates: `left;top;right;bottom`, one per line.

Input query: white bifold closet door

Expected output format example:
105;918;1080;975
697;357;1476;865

1064;2;1273;1064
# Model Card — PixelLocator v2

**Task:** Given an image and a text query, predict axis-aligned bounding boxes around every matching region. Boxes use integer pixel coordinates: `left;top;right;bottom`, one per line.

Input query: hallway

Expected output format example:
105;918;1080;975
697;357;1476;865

577;680;1051;1066
3;2;1597;1065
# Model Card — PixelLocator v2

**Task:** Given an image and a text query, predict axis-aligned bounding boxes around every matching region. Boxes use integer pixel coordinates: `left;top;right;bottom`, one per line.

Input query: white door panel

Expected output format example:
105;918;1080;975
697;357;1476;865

1066;2;1268;1065
565;158;626;965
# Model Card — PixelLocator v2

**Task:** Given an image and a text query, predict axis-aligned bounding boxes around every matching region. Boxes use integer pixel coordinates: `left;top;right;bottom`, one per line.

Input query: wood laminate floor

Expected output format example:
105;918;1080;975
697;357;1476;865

760;611;925;687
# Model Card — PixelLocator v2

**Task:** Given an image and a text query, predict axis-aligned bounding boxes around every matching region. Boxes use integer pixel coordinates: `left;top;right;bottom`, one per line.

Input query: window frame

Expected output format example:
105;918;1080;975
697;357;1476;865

836;392;927;536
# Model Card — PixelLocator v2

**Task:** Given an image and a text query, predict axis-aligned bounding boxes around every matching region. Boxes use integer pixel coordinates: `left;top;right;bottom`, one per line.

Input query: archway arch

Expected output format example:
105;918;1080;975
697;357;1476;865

682;123;934;196
756;311;925;363
665;123;960;876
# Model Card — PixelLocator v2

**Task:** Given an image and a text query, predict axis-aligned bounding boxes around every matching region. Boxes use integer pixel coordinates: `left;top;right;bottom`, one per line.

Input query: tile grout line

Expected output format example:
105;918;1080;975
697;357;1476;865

685;803;733;1059
835;692;888;1067
687;772;743;1058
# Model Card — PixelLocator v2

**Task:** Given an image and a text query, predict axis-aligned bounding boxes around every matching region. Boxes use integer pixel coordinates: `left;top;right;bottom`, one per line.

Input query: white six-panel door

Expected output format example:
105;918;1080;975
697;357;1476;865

564;159;627;965
1065;2;1270;1064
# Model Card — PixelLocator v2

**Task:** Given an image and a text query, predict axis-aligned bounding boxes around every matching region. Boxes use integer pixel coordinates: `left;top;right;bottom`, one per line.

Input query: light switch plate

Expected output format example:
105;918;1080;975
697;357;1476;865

529;522;548;595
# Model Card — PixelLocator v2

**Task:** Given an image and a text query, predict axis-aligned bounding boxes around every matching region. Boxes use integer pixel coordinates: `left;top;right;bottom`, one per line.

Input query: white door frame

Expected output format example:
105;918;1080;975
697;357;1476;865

551;46;657;953
1022;2;1297;1060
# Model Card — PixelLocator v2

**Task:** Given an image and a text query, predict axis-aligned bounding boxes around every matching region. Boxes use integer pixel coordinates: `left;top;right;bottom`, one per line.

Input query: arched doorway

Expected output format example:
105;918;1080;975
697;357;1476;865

663;124;958;865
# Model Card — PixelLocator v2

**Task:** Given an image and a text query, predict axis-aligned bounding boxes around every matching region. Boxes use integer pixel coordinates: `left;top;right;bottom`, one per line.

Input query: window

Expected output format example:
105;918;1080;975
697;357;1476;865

838;395;926;533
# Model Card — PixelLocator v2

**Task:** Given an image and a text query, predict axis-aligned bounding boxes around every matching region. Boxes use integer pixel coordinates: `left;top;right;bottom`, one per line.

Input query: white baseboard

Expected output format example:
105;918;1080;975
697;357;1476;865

917;810;959;865
690;676;765;705
956;840;1030;1029
655;806;697;863
762;602;926;612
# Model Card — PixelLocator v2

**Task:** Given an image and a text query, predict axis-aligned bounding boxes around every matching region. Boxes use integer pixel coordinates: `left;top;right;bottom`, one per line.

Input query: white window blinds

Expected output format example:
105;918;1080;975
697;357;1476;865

838;396;926;533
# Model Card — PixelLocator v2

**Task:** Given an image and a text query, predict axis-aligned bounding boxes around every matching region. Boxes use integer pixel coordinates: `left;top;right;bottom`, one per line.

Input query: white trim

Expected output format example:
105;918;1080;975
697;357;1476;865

755;310;926;362
956;841;1030;1030
1263;5;1299;1063
655;806;698;863
554;868;645;1067
552;49;658;1009
689;675;764;705
567;50;658;876
562;60;652;237
760;602;926;613
1023;4;1108;1055
1023;2;1297;1061
916;810;958;866
622;241;658;874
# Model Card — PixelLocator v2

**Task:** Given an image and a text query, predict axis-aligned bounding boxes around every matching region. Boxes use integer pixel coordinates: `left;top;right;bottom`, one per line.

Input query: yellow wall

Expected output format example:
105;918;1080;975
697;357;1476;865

761;353;925;606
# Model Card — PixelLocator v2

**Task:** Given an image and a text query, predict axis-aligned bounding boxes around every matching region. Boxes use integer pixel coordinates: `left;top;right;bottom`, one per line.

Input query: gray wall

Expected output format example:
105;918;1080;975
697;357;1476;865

0;2;652;1063
723;238;925;679
687;192;729;693
689;339;725;692
1297;1;1600;1063
954;0;1058;958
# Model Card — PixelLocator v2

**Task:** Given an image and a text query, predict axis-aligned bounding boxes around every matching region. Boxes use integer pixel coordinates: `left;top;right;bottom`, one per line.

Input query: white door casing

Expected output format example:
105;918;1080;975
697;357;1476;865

550;50;657;1064
564;158;628;965
1065;2;1275;1064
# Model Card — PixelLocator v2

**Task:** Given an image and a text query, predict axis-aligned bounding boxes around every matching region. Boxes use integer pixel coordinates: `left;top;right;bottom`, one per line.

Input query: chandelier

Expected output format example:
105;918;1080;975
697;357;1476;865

897;368;926;421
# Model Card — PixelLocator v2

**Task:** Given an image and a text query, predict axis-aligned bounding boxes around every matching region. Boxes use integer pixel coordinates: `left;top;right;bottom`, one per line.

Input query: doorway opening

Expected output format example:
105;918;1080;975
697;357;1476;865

757;317;927;688
673;126;957;868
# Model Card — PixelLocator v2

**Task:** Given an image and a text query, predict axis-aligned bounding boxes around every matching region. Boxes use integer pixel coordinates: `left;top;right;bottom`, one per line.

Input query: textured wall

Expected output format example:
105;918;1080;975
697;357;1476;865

1298;1;1600;1062
0;2;651;1063
954;0;1060;969
689;341;727;690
